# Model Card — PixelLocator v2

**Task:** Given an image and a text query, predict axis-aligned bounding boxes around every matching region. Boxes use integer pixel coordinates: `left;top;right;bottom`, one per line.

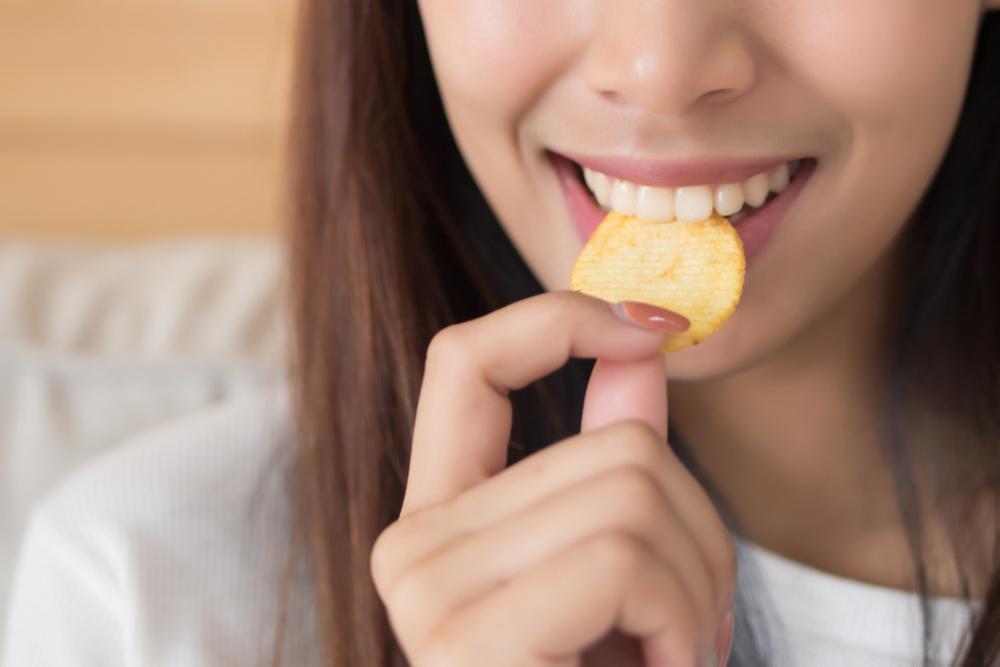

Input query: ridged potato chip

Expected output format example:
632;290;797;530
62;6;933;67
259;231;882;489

570;211;745;353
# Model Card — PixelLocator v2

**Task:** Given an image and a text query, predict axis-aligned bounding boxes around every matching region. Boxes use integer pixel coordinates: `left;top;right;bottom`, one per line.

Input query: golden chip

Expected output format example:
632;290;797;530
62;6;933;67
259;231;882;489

570;211;745;353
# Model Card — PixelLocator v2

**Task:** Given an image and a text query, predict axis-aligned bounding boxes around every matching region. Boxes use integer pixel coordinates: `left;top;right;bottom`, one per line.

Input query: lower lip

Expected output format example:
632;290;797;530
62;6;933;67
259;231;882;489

551;153;817;268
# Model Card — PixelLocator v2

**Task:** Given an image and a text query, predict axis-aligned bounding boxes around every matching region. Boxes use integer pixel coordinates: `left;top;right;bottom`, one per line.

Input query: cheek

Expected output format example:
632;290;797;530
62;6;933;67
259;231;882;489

791;0;980;256
789;1;979;139
417;0;586;287
418;1;584;122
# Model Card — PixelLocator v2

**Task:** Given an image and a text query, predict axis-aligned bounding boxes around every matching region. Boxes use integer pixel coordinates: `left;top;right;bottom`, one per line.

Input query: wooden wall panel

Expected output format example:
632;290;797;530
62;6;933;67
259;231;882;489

0;149;284;238
0;0;297;238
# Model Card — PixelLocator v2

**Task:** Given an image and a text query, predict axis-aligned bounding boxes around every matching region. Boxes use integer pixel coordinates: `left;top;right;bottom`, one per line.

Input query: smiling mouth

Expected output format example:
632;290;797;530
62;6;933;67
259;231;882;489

571;159;803;225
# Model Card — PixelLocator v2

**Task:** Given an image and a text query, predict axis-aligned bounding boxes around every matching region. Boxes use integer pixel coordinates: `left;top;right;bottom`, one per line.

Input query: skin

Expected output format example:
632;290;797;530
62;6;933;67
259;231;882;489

373;2;999;665
373;298;733;665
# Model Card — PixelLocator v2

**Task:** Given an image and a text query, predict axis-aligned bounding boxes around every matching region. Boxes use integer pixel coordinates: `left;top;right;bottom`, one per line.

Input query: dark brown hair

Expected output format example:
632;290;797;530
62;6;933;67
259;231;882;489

283;2;1000;665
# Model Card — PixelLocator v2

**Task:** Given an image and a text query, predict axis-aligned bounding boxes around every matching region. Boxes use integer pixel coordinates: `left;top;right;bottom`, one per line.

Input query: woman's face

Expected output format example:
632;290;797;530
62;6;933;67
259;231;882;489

417;0;996;380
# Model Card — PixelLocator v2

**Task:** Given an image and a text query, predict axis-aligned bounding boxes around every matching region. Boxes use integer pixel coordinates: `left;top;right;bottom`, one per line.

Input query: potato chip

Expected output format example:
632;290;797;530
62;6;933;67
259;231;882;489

570;211;745;353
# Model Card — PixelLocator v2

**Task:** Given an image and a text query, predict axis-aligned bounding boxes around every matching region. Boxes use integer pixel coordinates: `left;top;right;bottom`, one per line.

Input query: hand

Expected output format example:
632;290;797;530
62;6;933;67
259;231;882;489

370;290;737;666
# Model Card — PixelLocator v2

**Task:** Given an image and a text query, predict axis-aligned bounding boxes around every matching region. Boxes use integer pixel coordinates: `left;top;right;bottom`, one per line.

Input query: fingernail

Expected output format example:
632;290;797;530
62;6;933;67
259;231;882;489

609;300;690;333
715;608;735;667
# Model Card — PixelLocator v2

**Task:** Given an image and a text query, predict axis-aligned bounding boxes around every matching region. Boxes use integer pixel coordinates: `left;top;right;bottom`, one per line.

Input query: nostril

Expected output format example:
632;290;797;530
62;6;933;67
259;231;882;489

701;87;738;103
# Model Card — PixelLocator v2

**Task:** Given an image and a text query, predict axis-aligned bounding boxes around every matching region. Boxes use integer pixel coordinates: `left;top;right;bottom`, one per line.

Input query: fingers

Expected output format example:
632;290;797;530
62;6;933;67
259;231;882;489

580;354;668;439
382;462;720;654
402;290;683;517
419;532;704;667
375;420;737;618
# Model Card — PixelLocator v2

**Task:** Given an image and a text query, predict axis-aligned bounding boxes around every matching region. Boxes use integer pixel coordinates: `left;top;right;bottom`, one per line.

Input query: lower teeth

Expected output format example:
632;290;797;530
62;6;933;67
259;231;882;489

730;189;780;225
729;208;751;224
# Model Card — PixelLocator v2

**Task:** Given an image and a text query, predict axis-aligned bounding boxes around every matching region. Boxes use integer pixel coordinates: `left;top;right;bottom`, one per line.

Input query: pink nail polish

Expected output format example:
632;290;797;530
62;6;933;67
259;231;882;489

715;609;734;667
609;300;690;332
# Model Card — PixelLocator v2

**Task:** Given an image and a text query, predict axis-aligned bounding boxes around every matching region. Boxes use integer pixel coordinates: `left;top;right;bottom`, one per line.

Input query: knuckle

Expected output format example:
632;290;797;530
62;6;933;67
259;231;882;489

369;525;399;591
419;619;469;667
385;572;433;630
534;290;578;333
586;530;647;576
606;464;667;513
616;424;672;467
544;288;580;314
612;419;663;450
369;540;387;589
715;536;739;597
425;324;471;369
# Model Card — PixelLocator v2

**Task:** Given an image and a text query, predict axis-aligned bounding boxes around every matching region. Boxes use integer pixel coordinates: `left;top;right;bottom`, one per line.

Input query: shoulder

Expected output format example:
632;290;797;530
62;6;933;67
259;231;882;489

4;382;323;666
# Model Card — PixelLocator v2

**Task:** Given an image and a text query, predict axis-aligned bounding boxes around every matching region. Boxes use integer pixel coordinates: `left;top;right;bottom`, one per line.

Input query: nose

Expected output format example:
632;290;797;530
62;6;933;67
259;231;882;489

582;0;757;117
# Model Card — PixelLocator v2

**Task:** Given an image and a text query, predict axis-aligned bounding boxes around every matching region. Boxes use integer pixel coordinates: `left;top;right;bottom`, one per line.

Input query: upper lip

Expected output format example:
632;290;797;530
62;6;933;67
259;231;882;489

552;149;805;188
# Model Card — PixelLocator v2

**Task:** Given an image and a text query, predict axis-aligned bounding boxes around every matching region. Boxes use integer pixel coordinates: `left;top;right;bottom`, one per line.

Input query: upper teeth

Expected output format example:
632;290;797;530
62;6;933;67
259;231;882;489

583;159;801;223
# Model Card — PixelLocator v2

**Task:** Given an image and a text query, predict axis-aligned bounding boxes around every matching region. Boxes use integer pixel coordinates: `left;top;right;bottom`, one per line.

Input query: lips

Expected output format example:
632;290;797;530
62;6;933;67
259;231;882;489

551;151;817;268
559;151;799;189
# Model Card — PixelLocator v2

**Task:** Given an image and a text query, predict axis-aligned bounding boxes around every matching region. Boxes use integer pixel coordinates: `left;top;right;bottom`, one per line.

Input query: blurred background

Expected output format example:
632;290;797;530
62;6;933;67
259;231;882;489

1;0;294;237
0;0;297;649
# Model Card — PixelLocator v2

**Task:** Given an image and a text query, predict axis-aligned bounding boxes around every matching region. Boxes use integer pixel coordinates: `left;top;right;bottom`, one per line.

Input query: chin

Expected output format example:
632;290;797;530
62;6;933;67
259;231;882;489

663;320;775;382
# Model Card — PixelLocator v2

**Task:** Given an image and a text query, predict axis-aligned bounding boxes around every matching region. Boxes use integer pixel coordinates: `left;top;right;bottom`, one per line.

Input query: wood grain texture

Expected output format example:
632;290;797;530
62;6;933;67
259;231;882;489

0;0;297;238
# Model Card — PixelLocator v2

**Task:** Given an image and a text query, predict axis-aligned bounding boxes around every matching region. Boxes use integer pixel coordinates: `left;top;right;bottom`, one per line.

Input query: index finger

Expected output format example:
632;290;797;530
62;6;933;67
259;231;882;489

401;290;688;517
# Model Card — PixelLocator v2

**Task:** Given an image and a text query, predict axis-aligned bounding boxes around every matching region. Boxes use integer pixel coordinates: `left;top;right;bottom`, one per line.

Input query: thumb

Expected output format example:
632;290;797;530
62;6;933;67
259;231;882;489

580;353;668;440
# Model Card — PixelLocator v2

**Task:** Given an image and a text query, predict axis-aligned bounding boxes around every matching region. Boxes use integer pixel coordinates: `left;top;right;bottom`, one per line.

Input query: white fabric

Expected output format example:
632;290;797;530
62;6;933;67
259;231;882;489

0;237;286;659
3;384;320;667
732;537;980;666
2;383;984;666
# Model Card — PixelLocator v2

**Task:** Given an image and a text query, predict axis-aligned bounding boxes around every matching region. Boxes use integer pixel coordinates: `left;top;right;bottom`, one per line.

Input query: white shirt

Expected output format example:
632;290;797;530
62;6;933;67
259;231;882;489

2;383;982;666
